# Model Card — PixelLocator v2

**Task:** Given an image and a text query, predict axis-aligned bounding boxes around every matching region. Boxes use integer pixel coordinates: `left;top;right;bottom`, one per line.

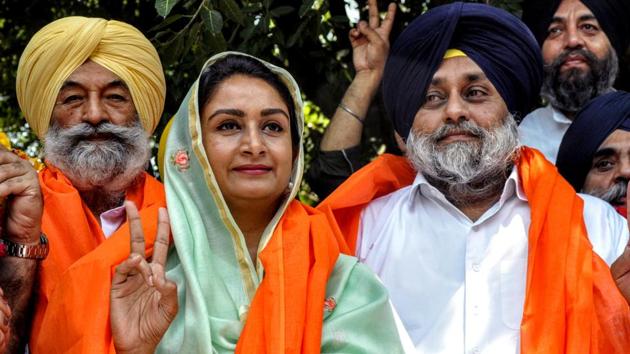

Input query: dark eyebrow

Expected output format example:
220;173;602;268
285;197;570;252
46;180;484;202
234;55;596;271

261;108;290;119
59;79;128;91
466;72;487;83
593;147;616;159
578;14;597;22
550;13;597;24
108;79;129;90
208;108;245;120
60;81;80;91
430;77;443;86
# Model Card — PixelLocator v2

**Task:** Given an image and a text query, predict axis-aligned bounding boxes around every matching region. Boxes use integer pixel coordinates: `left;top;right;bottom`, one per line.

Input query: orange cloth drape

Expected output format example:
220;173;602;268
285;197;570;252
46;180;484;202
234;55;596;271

320;148;630;353
236;200;341;353
31;166;165;354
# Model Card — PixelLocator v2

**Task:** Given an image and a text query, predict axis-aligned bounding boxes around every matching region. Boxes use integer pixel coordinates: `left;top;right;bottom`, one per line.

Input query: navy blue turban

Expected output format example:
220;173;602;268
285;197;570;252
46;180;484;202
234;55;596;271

382;2;543;139
556;91;630;191
522;0;630;60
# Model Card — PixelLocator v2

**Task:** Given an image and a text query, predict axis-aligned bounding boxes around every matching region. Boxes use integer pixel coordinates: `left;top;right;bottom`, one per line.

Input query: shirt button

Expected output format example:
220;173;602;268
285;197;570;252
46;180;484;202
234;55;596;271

472;263;480;272
473;304;480;316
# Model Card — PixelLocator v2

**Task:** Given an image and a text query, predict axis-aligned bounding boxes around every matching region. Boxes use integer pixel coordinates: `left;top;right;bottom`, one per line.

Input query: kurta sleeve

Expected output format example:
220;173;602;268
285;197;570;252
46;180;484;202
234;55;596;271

321;255;407;353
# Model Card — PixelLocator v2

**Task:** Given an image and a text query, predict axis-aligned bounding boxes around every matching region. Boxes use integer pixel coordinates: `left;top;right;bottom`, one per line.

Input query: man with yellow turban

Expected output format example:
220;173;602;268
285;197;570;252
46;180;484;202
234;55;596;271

15;16;167;353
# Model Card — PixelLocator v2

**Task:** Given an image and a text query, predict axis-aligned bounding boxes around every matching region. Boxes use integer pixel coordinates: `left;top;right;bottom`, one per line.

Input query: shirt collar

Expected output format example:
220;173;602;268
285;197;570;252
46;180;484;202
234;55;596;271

411;165;528;206
547;104;572;125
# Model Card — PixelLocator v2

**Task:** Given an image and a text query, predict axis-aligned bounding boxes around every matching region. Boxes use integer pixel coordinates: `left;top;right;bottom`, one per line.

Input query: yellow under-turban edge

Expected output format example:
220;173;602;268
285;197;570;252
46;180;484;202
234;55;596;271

443;48;467;59
158;116;175;178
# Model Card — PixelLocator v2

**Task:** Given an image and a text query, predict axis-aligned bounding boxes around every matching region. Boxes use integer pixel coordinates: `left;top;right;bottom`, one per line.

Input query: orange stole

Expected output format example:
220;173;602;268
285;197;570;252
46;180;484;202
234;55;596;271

319;149;630;353
31;166;165;354
236;200;341;354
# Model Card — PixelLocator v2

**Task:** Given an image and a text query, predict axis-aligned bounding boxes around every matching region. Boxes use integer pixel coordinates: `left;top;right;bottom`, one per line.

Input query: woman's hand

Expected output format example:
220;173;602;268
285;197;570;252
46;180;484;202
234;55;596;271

110;202;178;354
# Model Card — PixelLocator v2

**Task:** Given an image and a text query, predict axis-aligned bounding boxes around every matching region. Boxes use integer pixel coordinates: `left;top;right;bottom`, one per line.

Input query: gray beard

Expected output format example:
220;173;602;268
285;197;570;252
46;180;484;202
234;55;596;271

44;120;150;194
406;115;520;207
541;48;618;114
583;179;627;206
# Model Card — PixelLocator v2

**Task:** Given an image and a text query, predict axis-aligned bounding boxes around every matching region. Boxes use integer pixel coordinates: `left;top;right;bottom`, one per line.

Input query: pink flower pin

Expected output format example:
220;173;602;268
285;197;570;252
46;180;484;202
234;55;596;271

323;297;337;313
172;149;190;172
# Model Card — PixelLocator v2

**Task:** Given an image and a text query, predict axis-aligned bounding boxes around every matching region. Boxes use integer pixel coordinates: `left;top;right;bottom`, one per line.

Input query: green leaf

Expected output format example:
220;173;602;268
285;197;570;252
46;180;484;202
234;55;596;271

161;36;185;64
287;20;308;47
201;6;223;34
184;21;201;54
218;0;245;26
270;6;294;17
206;33;228;53
155;0;181;18
148;14;188;33
298;0;316;18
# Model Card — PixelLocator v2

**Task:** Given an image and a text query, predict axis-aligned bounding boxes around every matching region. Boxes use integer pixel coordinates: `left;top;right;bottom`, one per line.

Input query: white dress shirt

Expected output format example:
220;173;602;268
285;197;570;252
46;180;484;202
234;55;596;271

357;169;628;354
518;105;572;163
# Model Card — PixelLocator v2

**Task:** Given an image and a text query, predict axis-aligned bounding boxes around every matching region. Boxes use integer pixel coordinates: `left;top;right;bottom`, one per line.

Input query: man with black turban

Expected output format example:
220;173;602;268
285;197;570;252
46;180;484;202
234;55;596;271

519;0;630;162
12;17;168;352
319;3;630;353
557;91;630;216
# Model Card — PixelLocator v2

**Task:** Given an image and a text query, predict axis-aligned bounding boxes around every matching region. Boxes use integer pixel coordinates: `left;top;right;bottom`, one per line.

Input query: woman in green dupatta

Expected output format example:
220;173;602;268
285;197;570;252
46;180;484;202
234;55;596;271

110;52;407;353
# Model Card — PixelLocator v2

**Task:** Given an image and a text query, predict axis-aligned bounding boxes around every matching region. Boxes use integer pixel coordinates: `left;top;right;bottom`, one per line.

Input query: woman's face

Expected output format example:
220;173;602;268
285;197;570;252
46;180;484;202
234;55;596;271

200;74;294;209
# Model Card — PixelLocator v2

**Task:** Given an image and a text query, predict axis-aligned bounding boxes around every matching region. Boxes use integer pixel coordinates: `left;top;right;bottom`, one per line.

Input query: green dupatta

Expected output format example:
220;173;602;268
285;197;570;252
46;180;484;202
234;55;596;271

157;52;405;353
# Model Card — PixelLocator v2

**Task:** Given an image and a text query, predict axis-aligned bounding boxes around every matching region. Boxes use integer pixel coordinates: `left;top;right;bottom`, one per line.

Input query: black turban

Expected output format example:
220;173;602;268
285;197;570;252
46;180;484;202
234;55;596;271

556;91;630;191
522;0;630;60
383;2;543;139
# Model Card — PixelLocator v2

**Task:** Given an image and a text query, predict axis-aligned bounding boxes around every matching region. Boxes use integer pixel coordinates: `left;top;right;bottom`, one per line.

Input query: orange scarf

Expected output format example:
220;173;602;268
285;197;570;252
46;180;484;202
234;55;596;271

319;148;630;353
235;200;341;353
31;166;165;354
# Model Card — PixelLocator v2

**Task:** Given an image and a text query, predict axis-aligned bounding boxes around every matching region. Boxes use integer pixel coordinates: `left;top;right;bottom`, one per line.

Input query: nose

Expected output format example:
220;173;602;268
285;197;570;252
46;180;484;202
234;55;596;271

240;126;266;156
615;157;630;182
564;25;585;50
82;93;109;125
443;94;468;124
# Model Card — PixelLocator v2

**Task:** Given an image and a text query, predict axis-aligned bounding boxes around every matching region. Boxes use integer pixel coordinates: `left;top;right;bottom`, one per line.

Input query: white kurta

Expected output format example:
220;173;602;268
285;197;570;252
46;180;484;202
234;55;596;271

518;104;572;163
357;169;628;354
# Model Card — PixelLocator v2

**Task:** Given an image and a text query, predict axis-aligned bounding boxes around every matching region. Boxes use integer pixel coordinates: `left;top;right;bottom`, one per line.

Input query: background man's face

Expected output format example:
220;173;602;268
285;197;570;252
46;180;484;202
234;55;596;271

583;129;630;207
542;0;611;72
540;0;617;114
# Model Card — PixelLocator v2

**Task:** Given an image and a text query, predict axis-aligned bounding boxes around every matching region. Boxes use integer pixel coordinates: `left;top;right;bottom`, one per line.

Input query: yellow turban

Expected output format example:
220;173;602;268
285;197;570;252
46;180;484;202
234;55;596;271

16;17;166;138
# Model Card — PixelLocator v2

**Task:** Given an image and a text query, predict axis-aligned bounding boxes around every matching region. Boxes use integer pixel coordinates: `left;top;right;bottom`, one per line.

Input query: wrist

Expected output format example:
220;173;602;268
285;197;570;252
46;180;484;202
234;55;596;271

0;234;48;260
4;229;41;245
352;70;383;93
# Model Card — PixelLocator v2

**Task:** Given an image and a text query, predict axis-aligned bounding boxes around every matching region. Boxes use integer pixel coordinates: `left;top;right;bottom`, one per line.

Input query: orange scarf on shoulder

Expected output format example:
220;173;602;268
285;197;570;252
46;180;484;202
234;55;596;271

235;200;341;353
319;148;630;353
31;166;165;354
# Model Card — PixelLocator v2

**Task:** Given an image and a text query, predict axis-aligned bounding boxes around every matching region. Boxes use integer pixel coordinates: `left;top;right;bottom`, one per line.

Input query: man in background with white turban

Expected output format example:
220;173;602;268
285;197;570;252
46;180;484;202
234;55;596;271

14;16;167;352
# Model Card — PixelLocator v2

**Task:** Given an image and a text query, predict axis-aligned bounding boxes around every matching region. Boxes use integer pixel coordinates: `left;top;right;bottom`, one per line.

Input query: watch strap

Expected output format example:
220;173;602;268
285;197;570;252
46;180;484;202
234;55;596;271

0;233;49;259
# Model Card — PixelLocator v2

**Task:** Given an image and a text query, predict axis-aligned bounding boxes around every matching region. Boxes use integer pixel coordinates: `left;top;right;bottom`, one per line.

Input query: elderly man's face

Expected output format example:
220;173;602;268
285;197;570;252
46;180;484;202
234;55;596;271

583;129;630;207
541;0;617;113
52;60;137;128
44;60;150;193
406;56;519;207
411;56;509;138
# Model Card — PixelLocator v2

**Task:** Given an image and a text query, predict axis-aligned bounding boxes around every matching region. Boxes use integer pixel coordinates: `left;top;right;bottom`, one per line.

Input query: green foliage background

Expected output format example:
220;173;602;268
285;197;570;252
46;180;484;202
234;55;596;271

0;0;524;203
